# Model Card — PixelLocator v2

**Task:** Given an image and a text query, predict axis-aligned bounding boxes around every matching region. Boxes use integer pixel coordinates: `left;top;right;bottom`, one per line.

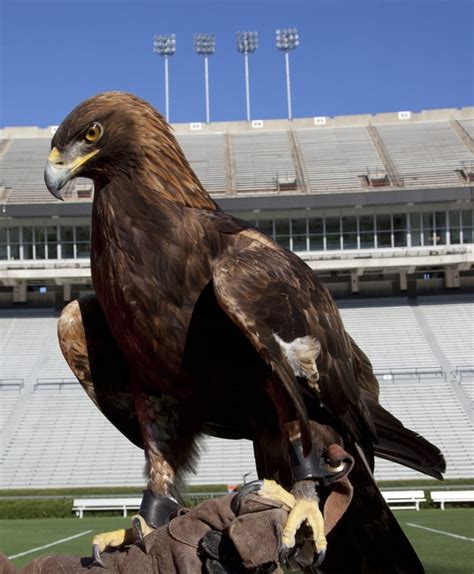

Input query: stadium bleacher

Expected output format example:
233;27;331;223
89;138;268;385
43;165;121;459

338;299;440;372
375;121;474;188
231;130;296;193
1;139;54;203
295;125;386;194
417;295;474;369
176;133;228;194
0;308;58;383
376;378;473;480
1;295;472;488
1;108;473;201
458;118;474;139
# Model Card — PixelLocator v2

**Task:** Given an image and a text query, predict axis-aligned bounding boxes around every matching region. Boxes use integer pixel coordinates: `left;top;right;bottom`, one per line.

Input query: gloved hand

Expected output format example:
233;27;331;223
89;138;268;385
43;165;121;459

11;453;352;574
14;493;289;574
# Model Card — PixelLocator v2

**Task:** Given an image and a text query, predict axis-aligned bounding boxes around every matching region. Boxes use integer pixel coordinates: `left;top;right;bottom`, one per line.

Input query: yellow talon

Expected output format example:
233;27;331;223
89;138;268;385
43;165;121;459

92;527;135;553
255;478;327;562
91;515;156;566
282;498;327;553
257;479;297;510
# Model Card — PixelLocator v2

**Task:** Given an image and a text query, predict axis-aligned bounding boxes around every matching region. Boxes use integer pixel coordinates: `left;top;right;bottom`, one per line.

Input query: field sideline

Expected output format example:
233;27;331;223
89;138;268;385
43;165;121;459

1;508;473;572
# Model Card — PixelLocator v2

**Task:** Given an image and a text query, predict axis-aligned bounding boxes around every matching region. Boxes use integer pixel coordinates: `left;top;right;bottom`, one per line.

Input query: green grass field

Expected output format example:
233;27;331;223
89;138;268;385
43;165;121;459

1;509;473;571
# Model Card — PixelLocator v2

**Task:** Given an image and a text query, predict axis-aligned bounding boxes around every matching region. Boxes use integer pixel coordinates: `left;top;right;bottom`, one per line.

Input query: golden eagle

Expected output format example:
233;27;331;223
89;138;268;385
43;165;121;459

45;92;444;573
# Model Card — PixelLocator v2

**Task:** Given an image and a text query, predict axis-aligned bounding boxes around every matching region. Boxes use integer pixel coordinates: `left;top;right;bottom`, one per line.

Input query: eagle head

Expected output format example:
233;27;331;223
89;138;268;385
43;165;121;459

44;91;169;199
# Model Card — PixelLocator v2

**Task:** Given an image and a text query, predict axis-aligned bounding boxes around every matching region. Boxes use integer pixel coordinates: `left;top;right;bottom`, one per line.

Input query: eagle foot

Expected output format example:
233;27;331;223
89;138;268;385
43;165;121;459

91;515;155;567
91;526;136;567
256;479;326;569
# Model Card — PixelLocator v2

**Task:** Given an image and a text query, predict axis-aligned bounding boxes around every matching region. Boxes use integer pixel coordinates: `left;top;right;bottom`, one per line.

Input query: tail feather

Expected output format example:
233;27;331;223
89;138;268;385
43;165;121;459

367;396;446;480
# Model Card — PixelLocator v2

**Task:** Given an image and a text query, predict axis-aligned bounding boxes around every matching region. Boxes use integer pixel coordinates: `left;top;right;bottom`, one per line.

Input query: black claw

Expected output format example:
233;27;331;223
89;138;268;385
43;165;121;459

280;541;323;571
279;545;299;571
230;480;264;514
294;539;316;568
132;516;146;553
314;549;326;567
92;543;106;568
203;558;228;574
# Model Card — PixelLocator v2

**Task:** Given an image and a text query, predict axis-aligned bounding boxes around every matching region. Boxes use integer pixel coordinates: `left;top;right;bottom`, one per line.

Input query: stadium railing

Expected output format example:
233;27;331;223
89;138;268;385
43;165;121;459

454;367;474;381
0;378;24;391
374;367;446;381
34;378;78;392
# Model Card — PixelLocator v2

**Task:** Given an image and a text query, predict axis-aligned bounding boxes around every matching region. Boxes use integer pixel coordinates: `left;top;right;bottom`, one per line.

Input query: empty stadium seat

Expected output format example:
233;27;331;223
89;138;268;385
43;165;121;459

0;295;473;487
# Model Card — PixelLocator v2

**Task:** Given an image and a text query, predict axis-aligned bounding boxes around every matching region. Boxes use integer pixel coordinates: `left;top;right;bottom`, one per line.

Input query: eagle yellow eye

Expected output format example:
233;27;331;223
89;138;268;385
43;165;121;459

84;123;103;143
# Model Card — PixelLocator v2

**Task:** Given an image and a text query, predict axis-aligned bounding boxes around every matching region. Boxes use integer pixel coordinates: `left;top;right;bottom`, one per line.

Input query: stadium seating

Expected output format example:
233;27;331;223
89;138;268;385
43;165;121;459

459;378;474;402
231;131;296;193
376;378;473;480
376;121;474;188
1;139;54;203
0;295;472;488
458;118;474;138
338;299;440;372
176;133;228;194
417;295;474;369
1;387;144;487
0;392;21;432
0;308;58;383
2;111;473;202
295;125;386;194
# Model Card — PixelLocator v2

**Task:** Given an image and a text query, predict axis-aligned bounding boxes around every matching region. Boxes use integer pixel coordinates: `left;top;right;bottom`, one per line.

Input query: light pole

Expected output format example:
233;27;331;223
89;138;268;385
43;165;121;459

153;34;176;123
194;33;215;124
236;31;258;123
275;28;300;120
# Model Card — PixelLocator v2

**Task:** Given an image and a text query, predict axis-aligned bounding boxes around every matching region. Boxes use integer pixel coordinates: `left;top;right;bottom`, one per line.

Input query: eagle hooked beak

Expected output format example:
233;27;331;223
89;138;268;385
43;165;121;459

44;145;98;200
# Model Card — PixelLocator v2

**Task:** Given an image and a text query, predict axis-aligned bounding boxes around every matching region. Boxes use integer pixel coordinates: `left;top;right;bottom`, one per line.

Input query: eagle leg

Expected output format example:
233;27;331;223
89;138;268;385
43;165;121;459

90;491;179;565
252;434;354;570
134;489;181;551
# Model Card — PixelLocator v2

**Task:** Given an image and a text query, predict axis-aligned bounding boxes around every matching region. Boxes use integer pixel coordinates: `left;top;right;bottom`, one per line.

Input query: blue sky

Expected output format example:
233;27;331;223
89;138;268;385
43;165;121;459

1;0;473;127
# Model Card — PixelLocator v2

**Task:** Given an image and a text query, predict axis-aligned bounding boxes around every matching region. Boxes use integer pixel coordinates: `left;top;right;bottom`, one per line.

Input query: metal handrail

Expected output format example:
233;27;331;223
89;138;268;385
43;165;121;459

0;378;24;391
34;378;78;392
374;368;446;381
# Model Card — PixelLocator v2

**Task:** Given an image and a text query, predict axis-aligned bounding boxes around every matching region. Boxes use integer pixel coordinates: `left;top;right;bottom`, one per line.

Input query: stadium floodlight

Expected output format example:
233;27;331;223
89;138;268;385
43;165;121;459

275;28;300;120
153;34;177;123
236;31;259;123
194;33;216;124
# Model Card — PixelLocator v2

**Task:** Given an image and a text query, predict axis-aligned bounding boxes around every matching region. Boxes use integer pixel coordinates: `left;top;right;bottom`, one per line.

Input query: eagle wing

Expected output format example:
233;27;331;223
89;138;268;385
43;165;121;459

58;295;143;449
212;229;376;456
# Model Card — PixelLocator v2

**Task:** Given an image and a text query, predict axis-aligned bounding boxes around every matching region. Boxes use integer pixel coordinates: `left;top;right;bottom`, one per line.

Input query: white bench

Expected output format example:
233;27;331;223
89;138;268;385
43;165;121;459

430;490;474;510
381;490;426;511
73;497;142;518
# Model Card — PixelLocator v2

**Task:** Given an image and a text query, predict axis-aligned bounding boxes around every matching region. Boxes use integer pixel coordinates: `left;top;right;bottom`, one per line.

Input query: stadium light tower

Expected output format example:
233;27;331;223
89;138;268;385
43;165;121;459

236;31;258;123
153;34;176;123
194;33;216;124
275;28;300;120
